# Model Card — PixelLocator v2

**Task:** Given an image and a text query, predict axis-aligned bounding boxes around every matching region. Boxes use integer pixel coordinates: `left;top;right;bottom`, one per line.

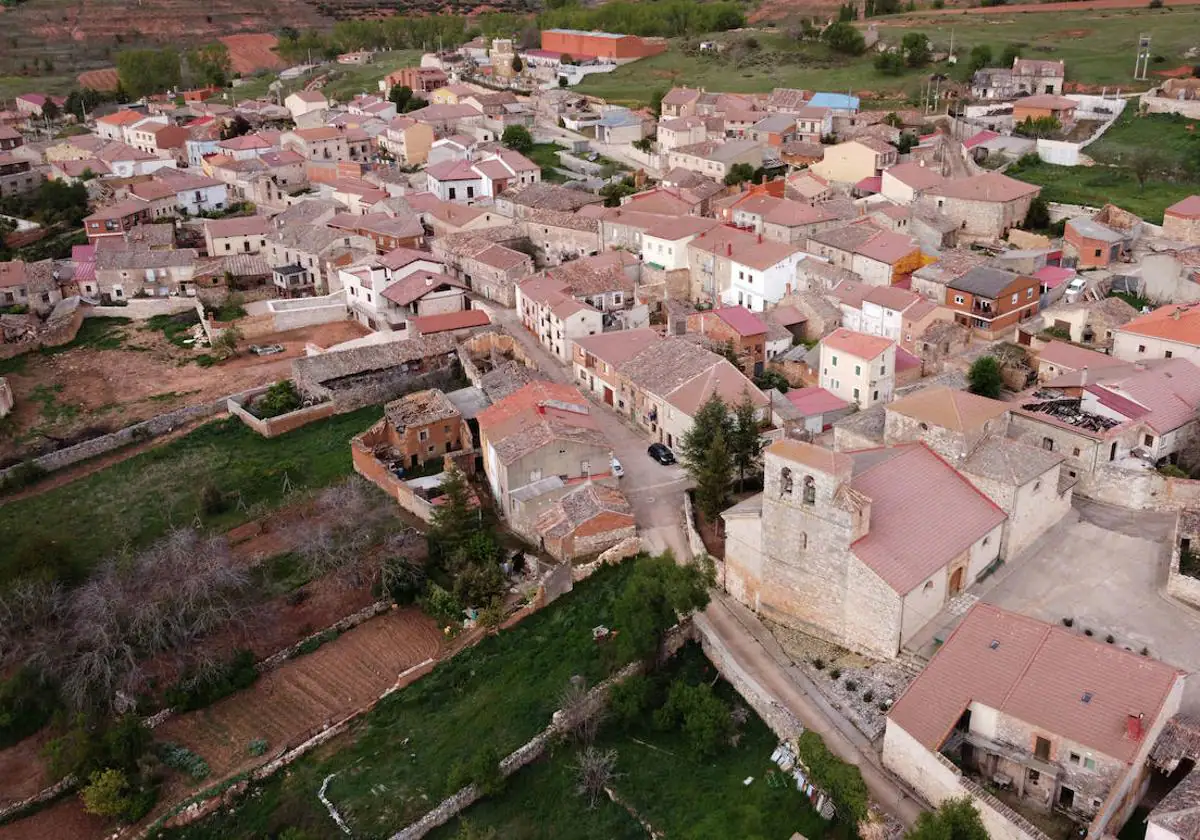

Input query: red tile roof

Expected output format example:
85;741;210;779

962;130;999;150
1118;303;1200;345
849;444;1006;594
1166;196;1200;219
888;602;1183;762
925;172;1040;204
711;305;767;337
786;386;850;416
410;308;490;334
821;327;894;361
1035;264;1075;289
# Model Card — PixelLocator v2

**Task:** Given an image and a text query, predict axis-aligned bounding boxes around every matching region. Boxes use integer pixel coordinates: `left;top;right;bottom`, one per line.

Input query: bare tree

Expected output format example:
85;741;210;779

572;747;619;808
556;678;607;746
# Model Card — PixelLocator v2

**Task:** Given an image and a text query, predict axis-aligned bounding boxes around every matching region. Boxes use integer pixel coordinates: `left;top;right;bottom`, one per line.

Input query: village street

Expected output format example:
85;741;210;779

485;304;926;827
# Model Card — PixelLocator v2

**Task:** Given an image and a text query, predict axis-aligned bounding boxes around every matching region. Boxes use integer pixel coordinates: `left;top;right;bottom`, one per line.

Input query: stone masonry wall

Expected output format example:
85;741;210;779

0;387;259;483
226;385;338;438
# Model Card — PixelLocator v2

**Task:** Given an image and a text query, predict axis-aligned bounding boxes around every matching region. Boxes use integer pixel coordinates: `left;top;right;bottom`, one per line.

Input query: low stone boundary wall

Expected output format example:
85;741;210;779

0;387;259;484
85;298;197;319
267;291;347;332
682;492;707;560
227;385;338;439
1078;464;1200;512
0;775;76;824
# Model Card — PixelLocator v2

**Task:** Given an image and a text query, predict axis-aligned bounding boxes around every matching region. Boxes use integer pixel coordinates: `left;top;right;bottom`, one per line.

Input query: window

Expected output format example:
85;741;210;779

873;390;879;401
1042;437;1054;451
983;536;990;546
831;355;838;367
1093;249;1102;258
855;364;861;376
467;186;474;198
1027;769;1041;785
853;387;860;400
1072;446;1080;456
1138;344;1146;353
800;533;807;550
802;476;816;505
224;242;231;252
880;364;886;375
954;295;965;305
449;187;457;200
1027;288;1035;299
780;467;793;495
1011;293;1019;304
418;429;429;441
1166;350;1174;359
1084;757;1096;771
1145;434;1155;447
1034;736;1052;761
1068;752;1081;765
923;581;934;591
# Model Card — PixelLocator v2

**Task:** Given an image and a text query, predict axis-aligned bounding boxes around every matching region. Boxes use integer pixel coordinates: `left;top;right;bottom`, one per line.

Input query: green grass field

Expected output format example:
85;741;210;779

1;407;382;584
1087;109;1200;172
155;561;641;839
431;643;844;840
577;8;1200;108
222;50;423;105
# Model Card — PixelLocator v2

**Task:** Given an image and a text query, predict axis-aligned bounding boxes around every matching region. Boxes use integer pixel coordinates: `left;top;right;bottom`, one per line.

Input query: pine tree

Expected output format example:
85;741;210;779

693;430;734;519
679;394;732;477
427;464;478;568
729;390;764;491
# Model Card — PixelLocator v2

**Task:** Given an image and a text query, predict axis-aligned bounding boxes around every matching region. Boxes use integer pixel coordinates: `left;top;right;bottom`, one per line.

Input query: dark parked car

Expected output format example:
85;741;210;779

647;443;676;465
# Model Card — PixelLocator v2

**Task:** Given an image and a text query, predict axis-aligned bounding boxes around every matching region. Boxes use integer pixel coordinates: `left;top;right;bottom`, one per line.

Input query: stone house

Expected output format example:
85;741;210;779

426;150;541;205
597;206;667;253
918;173;1040;242
884;603;1183;840
0;260;63;314
880;161;945;206
1163;196;1200;246
1113;303;1200;365
532;483;636;562
807;220;923;288
721;440;1006;659
657;117;709;151
1033;341;1129;385
495;182;605;220
686;305;768;376
573;329;767;449
431;227;534;308
328;212;425;254
1011;357;1200;473
405;103;486;137
900;298;955;355
204;215;270;257
284;90;329;120
520;209;600;266
0;153;43;199
945;266;1041;340
476;381;617;519
882;386;1073;560
810;137;897;185
266;223;375;296
1027;297;1137;351
515;273;604;364
686;225;805;311
94;248;199;301
378;388;471;469
716;187;840;245
1012;58;1067;95
659;87;704;119
282;127;349;162
665;139;764;181
819;328;897;409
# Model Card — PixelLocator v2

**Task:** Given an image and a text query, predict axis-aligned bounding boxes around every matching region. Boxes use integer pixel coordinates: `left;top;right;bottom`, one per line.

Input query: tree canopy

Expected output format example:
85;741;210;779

501;124;534;155
613;553;713;662
822;21;866;56
906;797;989;840
116;48;181;99
967;356;1003;399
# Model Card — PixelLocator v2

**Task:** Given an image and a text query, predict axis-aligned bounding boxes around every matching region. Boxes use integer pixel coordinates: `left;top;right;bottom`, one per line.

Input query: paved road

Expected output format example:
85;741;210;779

483;307;927;826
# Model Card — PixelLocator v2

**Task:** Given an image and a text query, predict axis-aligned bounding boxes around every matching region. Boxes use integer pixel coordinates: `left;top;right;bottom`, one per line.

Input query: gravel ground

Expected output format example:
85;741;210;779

769;623;918;743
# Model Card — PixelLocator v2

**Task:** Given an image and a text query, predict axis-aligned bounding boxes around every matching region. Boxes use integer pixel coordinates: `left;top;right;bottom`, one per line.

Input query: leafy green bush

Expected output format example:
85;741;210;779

420;582;463;627
449;744;505;796
157;742;211;779
164;650;259;712
247;738;268;756
653;679;731;758
797;729;869;823
252;380;303;419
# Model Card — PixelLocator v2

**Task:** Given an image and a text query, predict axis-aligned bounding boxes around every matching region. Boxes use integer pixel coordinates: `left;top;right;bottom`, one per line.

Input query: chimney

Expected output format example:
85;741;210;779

757;233;763;244
1079;365;1088;388
1126;713;1145;741
726;242;733;256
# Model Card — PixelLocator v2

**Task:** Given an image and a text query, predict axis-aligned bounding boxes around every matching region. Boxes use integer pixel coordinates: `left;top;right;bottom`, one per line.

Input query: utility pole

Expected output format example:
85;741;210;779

1134;34;1151;81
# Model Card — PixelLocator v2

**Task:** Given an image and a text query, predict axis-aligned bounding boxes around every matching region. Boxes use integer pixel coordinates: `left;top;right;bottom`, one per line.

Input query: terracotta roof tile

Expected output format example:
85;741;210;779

821;327;894;361
886;386;1009;432
889;602;1182;762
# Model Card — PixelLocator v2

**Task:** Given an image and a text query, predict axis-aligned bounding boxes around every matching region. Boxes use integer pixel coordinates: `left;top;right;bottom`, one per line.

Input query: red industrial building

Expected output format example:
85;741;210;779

539;29;667;61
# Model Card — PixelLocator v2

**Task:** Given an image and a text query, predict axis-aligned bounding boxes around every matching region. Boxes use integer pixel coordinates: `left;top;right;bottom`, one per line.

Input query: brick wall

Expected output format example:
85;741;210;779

350;426;437;522
227;385;338;438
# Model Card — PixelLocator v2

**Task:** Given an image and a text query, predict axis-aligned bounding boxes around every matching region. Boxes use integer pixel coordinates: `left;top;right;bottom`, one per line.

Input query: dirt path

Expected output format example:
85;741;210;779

901;0;1200;15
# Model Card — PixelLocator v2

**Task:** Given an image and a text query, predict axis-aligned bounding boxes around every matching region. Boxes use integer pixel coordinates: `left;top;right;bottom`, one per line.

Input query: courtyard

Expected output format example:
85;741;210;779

909;499;1200;711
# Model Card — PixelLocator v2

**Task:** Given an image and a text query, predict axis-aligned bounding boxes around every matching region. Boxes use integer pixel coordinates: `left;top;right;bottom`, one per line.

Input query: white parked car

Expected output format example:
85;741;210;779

1064;277;1088;303
610;457;624;478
